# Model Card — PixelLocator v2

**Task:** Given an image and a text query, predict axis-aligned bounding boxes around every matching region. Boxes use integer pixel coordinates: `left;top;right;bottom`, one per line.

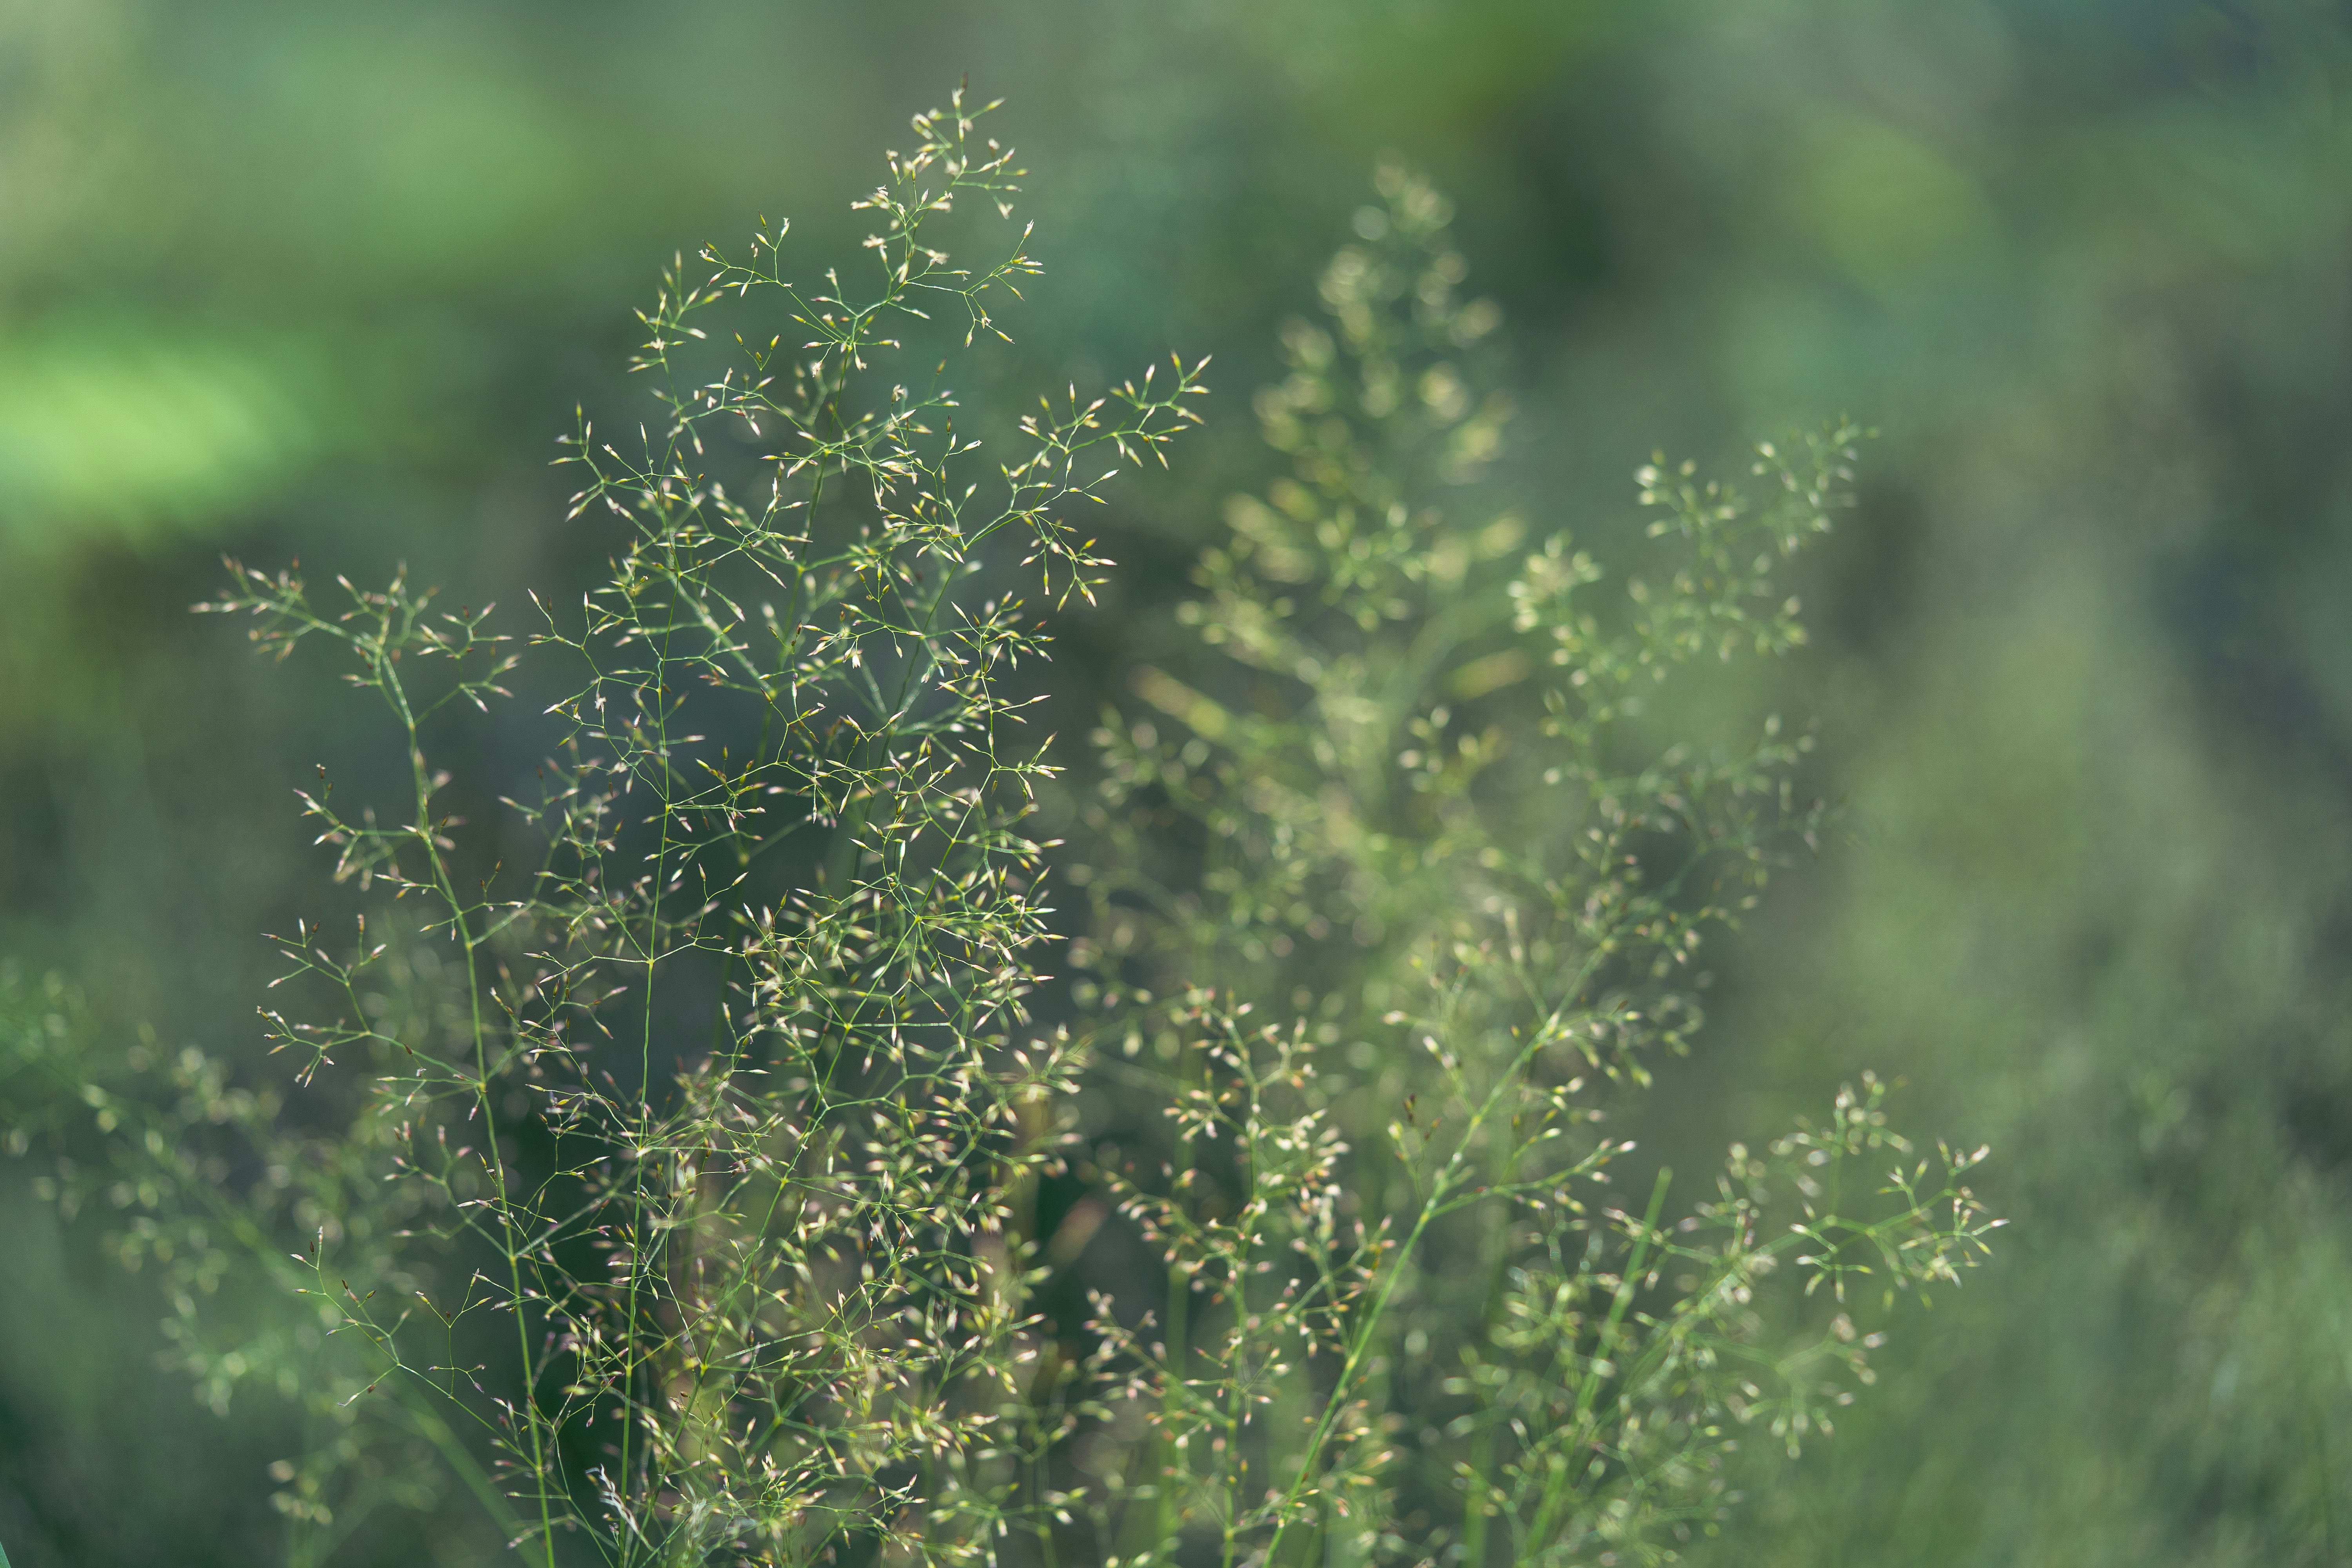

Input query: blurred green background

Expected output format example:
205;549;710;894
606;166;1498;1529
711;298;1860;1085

5;0;2352;1562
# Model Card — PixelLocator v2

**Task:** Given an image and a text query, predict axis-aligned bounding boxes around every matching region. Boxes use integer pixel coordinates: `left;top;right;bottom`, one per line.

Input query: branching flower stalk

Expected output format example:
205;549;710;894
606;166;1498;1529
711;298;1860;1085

1063;164;2002;1568
33;90;1206;1568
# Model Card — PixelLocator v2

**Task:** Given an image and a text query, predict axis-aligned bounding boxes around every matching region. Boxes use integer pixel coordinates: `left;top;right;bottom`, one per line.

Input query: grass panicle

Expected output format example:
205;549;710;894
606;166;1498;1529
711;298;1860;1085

1062;162;2001;1568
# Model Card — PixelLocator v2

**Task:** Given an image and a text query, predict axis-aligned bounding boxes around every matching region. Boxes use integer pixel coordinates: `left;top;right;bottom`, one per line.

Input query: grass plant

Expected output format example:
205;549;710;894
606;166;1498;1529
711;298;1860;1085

1;94;1997;1568
1059;162;2000;1568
